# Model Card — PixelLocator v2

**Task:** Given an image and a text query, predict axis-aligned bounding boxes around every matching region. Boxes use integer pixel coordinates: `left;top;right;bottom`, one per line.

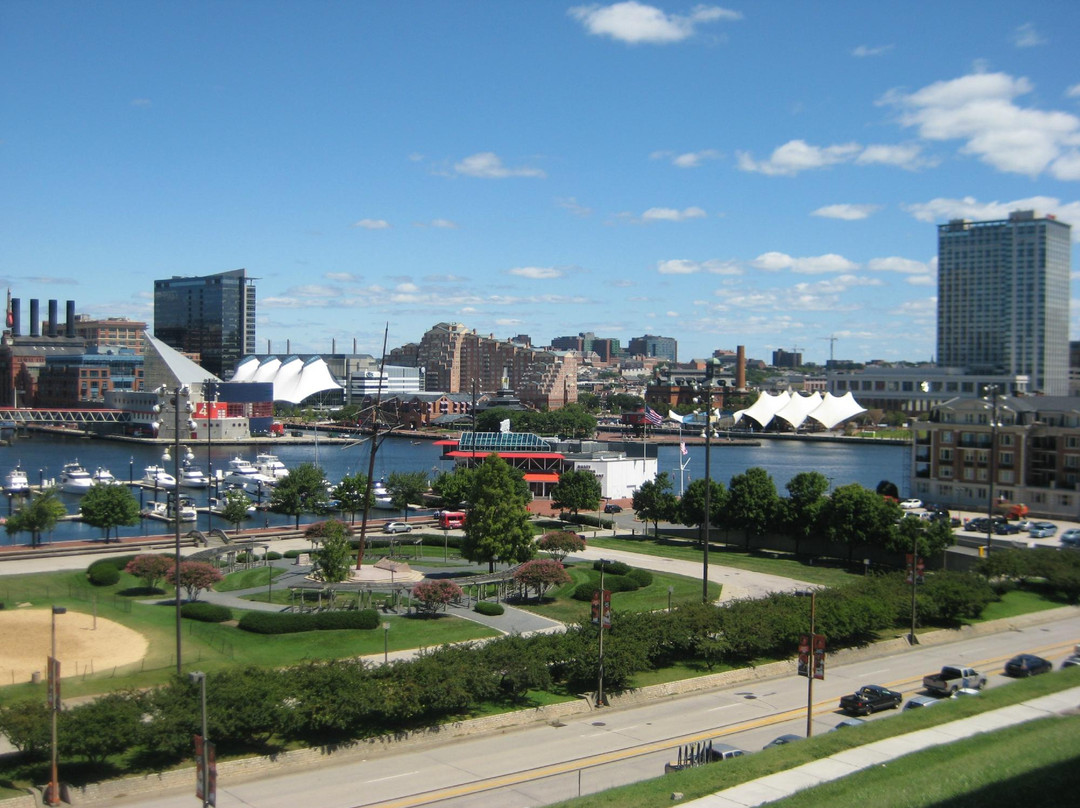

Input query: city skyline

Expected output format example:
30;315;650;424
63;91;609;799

3;2;1080;365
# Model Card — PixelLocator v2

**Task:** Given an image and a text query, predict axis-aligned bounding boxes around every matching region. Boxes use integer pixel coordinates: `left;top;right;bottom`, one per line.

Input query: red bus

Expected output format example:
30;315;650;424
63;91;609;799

438;511;466;529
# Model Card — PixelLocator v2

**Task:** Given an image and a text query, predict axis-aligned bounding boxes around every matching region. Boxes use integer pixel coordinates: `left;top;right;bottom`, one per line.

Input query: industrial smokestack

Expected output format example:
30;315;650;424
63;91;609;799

286;339;291;353
11;298;20;336
66;300;75;338
47;300;58;337
332;338;336;354
353;338;357;354
736;345;746;391
266;339;271;354
30;299;39;337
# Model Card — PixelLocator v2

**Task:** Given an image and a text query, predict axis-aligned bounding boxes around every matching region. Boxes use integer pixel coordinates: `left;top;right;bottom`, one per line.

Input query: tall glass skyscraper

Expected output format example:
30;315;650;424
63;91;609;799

937;210;1071;396
153;268;256;379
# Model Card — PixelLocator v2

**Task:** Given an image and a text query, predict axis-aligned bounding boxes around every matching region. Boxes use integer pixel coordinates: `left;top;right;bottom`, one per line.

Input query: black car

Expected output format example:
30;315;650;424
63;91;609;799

603;503;623;513
993;521;1022;535
1004;654;1053;677
839;684;903;716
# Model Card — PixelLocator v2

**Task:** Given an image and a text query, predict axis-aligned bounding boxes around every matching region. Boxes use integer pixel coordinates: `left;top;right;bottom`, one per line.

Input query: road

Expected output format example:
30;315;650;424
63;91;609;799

104;610;1080;808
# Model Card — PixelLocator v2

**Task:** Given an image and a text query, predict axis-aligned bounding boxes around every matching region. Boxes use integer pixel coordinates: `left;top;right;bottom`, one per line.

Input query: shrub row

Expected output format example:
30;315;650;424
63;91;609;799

86;555;141;587
238;608;380;634
570;567;653;601
181;602;233;623
474;601;504;616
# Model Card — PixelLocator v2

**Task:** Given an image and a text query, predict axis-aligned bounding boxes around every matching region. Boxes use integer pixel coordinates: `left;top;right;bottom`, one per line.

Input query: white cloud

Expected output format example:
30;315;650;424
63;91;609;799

852;44;893;57
855;143;933;169
641;206;707;222
737;140;861;176
811;204;881;220
751;252;859;274
656;259;742;275
866;256;932;276
1067;84;1080;99
569;2;741;45
324;272;360;282
904;195;1080;238
1013;23;1046;48
507;266;564;279
557;197;593;217
651;149;722;167
453;152;545;179
430;219;458;229
352;219;390;229
882;71;1080;178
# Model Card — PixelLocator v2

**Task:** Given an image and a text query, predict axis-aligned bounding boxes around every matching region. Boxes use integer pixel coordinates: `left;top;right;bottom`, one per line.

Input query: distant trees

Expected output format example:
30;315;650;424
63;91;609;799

461;454;534;572
820;483;899;563
79;484;140;542
474;405;597;438
677;477;727;546
431;466;475;510
632;472;677;536
726;467;779;549
386;470;430;518
781;471;830;555
5;489;68;547
269;462;329;527
513;559;570;601
332;473;371;522
551;469;602;519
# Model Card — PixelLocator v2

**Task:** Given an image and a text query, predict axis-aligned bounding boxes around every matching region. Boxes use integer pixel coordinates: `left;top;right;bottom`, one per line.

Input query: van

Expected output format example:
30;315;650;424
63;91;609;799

438;511;466;529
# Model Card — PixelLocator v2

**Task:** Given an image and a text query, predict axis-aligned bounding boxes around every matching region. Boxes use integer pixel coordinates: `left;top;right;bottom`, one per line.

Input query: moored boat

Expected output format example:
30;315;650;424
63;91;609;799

4;465;29;494
91;467;119;486
143;465;177;488
60;461;94;494
142;497;197;523
253;452;289;481
223;457;274;490
179;463;210;488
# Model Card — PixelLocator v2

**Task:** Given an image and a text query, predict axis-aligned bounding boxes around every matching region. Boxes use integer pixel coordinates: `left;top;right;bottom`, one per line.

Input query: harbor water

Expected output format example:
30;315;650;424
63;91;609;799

0;432;908;546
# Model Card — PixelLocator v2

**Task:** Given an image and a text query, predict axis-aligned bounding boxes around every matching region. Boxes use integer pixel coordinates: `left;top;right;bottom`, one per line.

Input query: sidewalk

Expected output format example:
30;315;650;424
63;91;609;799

681;686;1080;808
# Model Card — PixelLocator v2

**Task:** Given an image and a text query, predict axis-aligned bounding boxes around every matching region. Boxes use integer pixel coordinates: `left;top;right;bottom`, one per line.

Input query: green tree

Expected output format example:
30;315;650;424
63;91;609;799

269;462;329;527
220;488;253;534
386;470;429;520
431;466;475;510
166;561;223;601
820;483;899;563
79;484;140;542
124;554;173;591
0;700;50;757
727;467;779;549
412;579;463;615
677;477;727;546
60;690;145;766
782;471;830;554
5;489;67;547
513;559;570;601
608;393;644;412
551;469;602;519
313;519;353;583
631;472;677;536
332;472;371;522
462;454;534;572
550;403;597;439
537;530;586;563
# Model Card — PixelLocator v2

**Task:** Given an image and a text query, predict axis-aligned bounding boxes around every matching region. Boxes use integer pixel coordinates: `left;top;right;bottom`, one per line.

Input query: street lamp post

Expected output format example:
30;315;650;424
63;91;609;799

382;621;390;664
47;605;66;807
695;377;717;604
189;671;209;808
158;385;192;676
983;385;1002;556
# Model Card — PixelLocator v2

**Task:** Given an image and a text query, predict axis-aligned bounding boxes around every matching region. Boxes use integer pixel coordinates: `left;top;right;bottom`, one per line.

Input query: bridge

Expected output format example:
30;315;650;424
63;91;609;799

0;407;128;425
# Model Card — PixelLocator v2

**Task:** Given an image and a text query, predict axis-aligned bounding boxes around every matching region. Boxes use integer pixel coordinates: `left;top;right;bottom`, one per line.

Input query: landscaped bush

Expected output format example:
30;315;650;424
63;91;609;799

571;582;600;601
604;573;640;593
474;601;504;616
237;609;379;635
627;568;653;588
283;549;302;559
593;559;631;576
266;551;283;561
87;563;120;586
181;602;233;623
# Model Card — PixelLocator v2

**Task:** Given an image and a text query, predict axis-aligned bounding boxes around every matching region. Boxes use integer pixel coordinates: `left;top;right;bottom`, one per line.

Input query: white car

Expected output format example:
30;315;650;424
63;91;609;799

899;498;923;510
382;521;413;534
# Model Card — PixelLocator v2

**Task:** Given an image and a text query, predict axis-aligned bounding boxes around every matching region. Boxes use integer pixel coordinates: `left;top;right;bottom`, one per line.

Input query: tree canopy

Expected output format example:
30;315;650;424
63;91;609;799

79;484;140;542
551;469;602;518
461;454;534;572
632;472;677;536
386;470;430;518
269;462;329;527
677;477;727;545
431;466;475;510
727;467;779;548
5;489;67;547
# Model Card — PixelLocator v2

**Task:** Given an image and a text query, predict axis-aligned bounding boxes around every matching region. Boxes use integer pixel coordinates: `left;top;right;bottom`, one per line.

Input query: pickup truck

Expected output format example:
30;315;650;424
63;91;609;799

922;665;987;695
839;685;902;716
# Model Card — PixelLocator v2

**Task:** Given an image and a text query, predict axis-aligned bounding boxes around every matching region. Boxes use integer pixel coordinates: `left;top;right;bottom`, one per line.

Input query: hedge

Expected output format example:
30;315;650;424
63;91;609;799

87;563;120;587
181;602;233;623
627;568;653;588
593;559;631;576
474;601;504;616
238;608;380;635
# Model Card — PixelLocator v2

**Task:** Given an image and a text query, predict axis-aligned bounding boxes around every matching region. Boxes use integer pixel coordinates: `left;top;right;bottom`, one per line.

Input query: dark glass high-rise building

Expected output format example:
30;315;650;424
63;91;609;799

153;268;256;379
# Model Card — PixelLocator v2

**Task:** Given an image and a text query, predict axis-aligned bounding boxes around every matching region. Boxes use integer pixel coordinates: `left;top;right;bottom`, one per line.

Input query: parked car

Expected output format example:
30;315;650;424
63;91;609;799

904;694;943;710
922;665;987;696
964;516;1006;533
1004;654;1053;677
1059;528;1080;547
833;717;867;730
993;521;1022;535
382;521;413;534
839;684;902;716
603;503;623;513
1059;654;1080;669
763;734;803;749
1028;521;1058;538
899;498;923;510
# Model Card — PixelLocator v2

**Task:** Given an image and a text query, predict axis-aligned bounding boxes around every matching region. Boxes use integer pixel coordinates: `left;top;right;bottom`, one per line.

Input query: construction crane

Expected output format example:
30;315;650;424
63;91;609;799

821;334;838;363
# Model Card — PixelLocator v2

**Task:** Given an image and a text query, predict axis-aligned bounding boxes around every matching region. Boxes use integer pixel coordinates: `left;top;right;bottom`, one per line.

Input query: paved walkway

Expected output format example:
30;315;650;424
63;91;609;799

681;686;1080;808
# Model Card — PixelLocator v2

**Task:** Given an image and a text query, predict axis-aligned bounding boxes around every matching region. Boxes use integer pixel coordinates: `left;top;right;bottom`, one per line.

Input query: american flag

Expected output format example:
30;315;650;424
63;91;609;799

680;442;688;455
644;407;662;426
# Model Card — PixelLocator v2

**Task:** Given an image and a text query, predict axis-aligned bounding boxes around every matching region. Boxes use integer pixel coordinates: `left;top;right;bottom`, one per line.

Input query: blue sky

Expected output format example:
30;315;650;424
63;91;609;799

3;1;1079;366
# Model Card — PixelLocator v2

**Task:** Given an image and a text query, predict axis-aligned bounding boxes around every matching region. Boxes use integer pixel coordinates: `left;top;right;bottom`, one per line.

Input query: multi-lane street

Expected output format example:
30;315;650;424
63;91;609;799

106;611;1080;808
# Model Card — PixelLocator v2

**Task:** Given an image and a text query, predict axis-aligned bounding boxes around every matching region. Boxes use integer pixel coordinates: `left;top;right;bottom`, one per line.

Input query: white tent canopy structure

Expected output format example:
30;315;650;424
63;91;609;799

733;391;866;431
230;355;342;404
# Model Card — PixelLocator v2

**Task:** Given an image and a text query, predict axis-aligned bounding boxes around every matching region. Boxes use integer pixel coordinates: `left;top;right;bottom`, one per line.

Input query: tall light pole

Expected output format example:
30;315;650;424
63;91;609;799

48;605;66;807
189;671;209;808
695;371;717;604
982;385;1002;556
158;384;192;675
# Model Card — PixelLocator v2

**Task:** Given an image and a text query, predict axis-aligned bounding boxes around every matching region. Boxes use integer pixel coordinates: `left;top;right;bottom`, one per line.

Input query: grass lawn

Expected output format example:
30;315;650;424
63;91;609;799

513;562;721;624
586;535;856;588
216;566;288;592
546;667;1080;808
971;587;1070;622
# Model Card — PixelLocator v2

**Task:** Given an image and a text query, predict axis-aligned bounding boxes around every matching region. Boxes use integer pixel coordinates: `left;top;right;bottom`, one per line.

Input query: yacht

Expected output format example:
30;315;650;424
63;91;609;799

4;465;30;494
253;452;289;482
143;465;177;488
178;463;210;489
59;462;94;494
223;457;274;490
209;494;256;515
142;496;197;523
91;467;119;486
372;478;394;509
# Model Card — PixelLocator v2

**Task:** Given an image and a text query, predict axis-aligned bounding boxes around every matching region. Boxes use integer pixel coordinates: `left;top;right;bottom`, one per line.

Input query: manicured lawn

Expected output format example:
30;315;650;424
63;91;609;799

971;588;1069;622
513;562;720;624
217;566;288;592
586;535;855;588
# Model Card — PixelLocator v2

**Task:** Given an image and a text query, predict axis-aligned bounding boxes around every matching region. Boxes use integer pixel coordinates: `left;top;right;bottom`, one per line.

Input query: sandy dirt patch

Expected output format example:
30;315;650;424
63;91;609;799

0;608;149;686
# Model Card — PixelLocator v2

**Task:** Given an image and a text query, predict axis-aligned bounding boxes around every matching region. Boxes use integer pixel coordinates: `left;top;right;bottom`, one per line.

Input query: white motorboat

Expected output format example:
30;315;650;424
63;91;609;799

372;478;394;509
178;463;210;489
142;497;197;523
209;495;256;515
222;457;274;490
143;465;177;488
91;467;119;486
253;452;289;482
60;461;94;494
4;465;29;494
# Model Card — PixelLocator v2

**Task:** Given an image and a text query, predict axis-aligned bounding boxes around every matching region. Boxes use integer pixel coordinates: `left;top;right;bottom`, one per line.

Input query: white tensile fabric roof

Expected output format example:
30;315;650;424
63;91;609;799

733;391;865;430
229;356;342;404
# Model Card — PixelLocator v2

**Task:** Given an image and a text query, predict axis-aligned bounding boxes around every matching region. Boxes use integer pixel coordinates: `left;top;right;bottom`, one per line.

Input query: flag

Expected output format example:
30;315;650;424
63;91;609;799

5;288;11;328
680;442;688;456
644;407;662;426
499;418;510;433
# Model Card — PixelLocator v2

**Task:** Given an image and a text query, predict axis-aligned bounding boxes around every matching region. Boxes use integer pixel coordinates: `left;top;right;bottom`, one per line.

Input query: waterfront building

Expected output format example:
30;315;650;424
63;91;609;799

937;210;1071;395
72;316;146;354
914;395;1080;521
628;334;677;362
828;366;1029;415
37;347;143;406
0;298;84;406
153;268;256;379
